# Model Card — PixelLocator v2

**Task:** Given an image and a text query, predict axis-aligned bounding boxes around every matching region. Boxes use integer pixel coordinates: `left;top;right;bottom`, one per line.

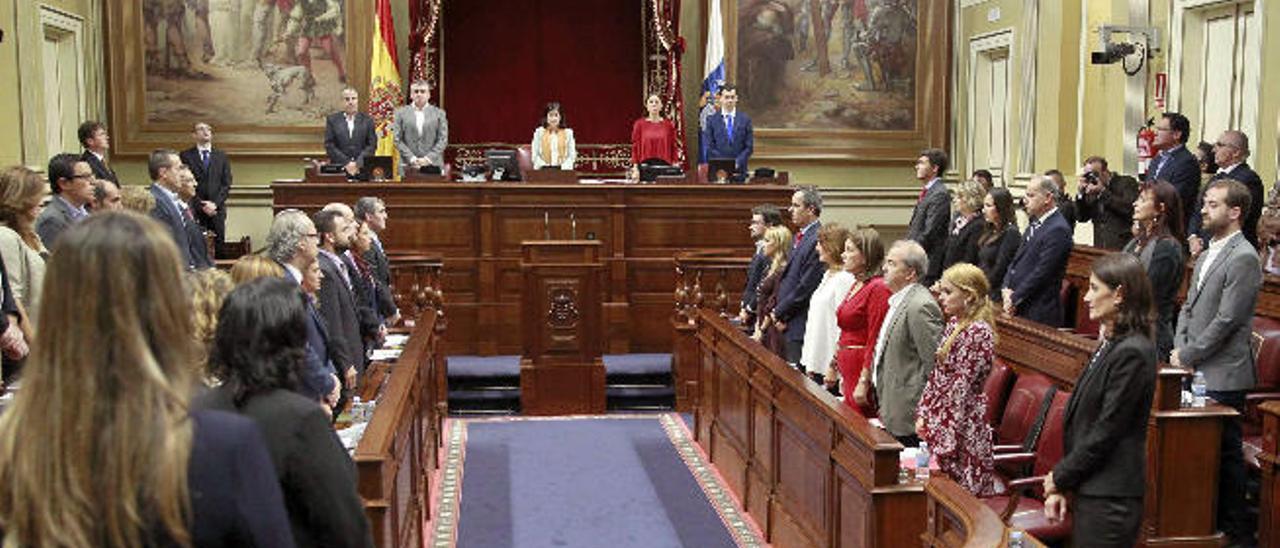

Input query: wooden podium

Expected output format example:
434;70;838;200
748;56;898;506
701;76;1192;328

519;241;606;415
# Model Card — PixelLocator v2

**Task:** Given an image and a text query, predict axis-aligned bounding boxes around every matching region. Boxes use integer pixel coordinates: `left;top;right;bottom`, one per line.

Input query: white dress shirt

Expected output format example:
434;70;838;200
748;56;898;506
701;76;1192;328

1198;230;1241;290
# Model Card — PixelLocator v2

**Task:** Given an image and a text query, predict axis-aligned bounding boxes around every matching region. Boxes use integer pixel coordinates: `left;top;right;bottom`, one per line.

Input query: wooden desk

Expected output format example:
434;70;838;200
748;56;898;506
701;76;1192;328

691;308;925;548
272;180;793;354
923;477;1046;547
353;312;445;548
1261;400;1280;548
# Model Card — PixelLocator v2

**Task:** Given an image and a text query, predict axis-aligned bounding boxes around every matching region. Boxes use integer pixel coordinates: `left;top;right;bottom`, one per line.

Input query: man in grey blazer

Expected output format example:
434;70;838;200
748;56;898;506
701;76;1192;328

1171;178;1262;547
392;80;449;174
869;240;944;446
35;153;94;250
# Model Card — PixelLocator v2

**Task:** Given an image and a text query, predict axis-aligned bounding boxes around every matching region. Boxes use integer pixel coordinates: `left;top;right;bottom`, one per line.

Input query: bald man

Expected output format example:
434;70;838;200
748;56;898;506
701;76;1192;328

1189;130;1264;252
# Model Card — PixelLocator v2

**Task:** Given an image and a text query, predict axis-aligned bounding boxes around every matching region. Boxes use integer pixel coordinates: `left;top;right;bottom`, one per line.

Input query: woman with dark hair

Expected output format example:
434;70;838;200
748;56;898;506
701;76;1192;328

830;227;891;415
1195;141;1219;176
630;93;679;173
801;223;854;380
1044;252;1157;547
531;101;577;170
0;166;48;318
200;277;373;548
0;212;294;547
1122;180;1185;358
976;187;1021;300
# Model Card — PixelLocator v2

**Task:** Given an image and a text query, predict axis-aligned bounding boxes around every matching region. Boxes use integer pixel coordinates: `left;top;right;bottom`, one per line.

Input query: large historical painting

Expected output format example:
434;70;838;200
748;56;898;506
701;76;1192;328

142;0;348;124
728;0;944;162
739;0;916;130
107;0;368;154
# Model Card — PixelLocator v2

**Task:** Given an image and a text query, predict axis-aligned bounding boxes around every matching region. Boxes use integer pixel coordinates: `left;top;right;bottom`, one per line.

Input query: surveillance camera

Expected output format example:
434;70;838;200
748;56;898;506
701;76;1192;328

1090;42;1137;65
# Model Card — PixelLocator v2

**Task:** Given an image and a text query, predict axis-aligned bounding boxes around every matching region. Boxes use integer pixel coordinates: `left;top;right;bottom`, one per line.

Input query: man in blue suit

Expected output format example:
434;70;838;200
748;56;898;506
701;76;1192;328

1001;175;1072;327
770;187;826;368
700;84;754;177
1146;112;1201;231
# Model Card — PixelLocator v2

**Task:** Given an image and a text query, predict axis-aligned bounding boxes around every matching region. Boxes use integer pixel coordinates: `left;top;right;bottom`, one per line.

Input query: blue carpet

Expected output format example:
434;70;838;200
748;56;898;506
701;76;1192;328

448;354;673;380
456;417;739;548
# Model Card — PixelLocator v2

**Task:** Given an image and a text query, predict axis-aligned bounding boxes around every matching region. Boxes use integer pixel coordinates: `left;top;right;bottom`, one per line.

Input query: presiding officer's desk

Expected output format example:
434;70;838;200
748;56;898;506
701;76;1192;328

272;174;793;355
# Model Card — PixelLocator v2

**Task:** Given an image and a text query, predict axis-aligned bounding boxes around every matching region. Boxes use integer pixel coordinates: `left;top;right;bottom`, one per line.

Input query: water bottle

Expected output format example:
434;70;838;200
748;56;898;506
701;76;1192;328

1008;530;1025;548
915;441;930;481
1191;371;1207;407
351;397;365;422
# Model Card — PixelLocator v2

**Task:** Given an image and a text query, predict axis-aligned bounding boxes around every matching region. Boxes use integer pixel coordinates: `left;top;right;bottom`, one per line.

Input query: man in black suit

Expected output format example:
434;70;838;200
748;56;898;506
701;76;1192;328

313;209;364;386
146;150;206;269
180;122;233;244
264;209;341;406
1188;130;1265;252
323;88;378;178
907;148;951;286
354;196;398;323
78;120;118;184
35;153;94;249
1146;112;1201;230
1002;175;1073;327
175;167;214;269
739;204;783;327
771;187;826;369
1044;169;1077;232
1075;155;1139;250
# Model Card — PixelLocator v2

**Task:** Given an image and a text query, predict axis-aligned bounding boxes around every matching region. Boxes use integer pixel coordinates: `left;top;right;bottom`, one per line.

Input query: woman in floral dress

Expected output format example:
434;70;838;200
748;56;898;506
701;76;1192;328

915;262;996;496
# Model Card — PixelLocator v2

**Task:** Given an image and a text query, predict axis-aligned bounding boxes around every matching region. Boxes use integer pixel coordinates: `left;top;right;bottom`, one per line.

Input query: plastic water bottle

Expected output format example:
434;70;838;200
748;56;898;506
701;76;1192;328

351;397;365;422
1191;371;1207;407
1008;530;1025;547
915;441;931;481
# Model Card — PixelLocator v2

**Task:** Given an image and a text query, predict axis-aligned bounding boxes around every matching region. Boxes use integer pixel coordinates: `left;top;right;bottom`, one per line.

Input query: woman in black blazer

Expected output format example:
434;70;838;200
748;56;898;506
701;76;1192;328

1121;180;1185;358
201;278;374;548
976;187;1020;300
1043;253;1157;546
939;179;987;273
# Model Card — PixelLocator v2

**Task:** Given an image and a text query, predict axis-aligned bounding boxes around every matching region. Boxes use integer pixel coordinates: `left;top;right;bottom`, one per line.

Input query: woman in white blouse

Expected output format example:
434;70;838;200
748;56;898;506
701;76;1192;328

531;102;577;170
0;166;48;320
801;223;855;383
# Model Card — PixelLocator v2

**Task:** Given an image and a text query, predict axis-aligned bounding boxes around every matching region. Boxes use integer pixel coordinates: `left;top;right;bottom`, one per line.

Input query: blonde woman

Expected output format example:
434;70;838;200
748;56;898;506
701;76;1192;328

915;263;997;496
119;184;158;214
752;225;792;357
230;253;287;285
801;223;854;381
188;268;235;381
0;166;48;317
0;212;294;547
939;179;987;272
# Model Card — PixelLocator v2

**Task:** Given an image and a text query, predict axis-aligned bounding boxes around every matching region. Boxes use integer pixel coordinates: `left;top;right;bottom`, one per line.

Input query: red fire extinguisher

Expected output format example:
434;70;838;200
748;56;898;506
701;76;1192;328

1137;122;1156;176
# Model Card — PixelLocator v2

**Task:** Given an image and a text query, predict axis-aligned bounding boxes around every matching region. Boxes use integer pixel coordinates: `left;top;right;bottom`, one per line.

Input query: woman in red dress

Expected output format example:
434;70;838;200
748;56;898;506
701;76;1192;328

916;263;997;496
829;227;891;416
630;93;679;177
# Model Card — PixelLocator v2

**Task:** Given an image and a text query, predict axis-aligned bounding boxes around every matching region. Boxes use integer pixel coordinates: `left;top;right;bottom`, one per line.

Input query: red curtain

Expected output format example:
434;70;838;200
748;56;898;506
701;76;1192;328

440;1;644;145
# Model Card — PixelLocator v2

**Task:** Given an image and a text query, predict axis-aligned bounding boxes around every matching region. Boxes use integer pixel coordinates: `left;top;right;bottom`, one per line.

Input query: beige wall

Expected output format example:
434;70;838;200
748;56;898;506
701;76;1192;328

3;0;1276;247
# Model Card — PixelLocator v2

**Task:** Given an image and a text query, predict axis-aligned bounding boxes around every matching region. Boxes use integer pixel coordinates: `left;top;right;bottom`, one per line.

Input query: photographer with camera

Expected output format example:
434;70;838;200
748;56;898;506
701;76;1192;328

1075;156;1139;250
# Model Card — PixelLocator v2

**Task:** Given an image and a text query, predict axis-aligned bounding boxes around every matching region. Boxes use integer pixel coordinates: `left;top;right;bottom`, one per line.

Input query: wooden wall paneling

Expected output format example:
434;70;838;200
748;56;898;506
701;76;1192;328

1260;401;1280;548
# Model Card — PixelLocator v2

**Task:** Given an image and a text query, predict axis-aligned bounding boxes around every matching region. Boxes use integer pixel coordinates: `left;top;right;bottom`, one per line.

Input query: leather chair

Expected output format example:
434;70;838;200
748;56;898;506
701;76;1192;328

1242;315;1280;468
995;373;1056;450
696;163;709;183
984;390;1072;542
215;235;252;261
984;359;1016;428
516;145;534;174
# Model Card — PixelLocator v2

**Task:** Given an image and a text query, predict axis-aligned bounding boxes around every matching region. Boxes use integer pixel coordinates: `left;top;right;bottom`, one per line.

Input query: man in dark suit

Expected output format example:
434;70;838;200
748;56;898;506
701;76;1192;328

770;187;825;367
1044;169;1077;232
323;87;378;178
1075;155;1139;250
264;209;341;406
146;149;206;269
1188;130;1265;252
313;209;365;383
175;167;214;268
35;153;94;249
700;84;754;176
869;240;943;446
354;196;398;322
1146;112;1201;230
739;204;783;327
1002;175;1072;327
906;148;951;286
180;122;233;244
1172;179;1262;546
78;120;118;184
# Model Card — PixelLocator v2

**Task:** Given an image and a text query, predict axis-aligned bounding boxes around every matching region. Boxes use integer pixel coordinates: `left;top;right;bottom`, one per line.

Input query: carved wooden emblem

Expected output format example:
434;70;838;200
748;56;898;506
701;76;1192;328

546;287;580;328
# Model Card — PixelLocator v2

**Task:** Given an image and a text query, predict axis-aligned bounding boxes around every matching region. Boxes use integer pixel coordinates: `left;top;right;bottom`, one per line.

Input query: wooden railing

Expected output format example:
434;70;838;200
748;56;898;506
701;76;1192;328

691;308;924;547
388;254;445;329
353;307;446;548
672;250;751;412
923;477;1045;548
1261;400;1280;548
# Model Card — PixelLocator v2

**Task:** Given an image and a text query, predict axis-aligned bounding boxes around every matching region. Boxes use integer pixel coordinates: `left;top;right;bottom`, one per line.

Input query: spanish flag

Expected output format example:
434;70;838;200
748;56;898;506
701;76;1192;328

368;0;401;177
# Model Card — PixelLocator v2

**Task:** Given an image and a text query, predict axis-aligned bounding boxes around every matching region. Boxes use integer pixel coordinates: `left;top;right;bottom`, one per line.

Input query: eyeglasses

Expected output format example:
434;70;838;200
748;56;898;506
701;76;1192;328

305;233;320;240
69;173;94;181
1214;142;1238;149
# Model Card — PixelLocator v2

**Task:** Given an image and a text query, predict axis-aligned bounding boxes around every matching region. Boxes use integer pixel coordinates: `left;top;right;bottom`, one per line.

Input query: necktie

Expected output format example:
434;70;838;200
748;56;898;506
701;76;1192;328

182;205;194;224
918;187;928;202
794;230;803;247
201;149;210;170
725;114;734;137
